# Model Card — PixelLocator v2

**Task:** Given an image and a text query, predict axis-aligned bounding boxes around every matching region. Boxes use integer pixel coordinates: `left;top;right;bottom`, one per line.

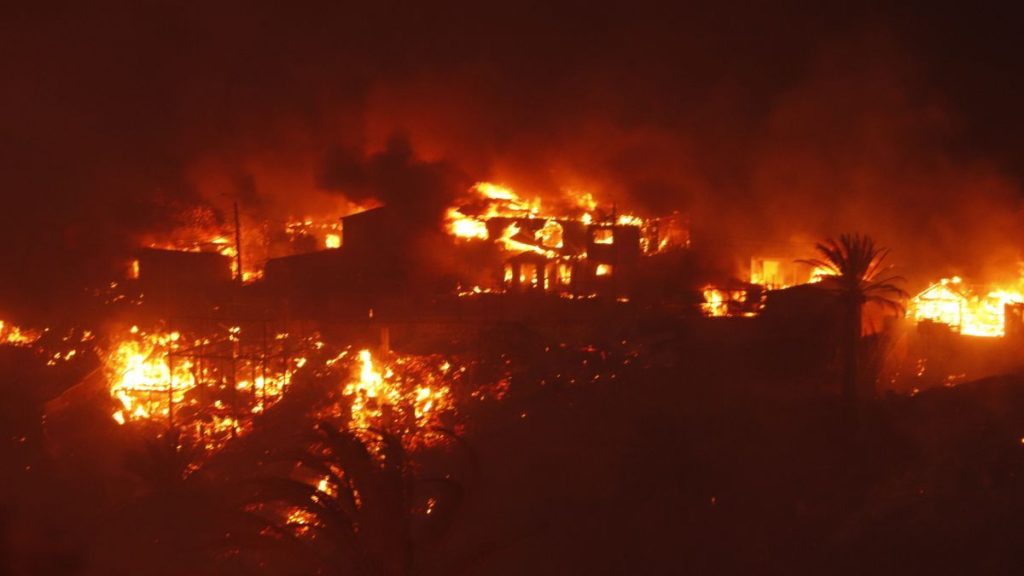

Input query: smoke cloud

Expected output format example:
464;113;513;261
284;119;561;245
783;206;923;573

3;2;1024;314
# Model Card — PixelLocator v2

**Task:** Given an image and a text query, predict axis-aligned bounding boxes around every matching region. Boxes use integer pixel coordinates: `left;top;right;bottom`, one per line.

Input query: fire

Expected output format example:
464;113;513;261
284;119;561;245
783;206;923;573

106;327;196;425
445;182;543;240
447;207;490;240
285;217;344;251
750;256;829;289
700;285;753;317
910;276;1024;337
445;181;674;251
806;265;833;283
105;325;303;451
337;349;454;442
702;286;728;317
441;181;688;297
0;319;40;346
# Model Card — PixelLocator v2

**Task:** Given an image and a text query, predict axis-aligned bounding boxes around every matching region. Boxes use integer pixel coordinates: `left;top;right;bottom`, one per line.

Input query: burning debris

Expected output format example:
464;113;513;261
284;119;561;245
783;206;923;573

0;319;41;346
317;349;458;448
99;319;462;455
104;324;304;450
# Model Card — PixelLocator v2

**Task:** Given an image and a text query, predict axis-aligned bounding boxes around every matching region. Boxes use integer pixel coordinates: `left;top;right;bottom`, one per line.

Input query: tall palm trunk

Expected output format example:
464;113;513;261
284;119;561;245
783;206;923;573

840;296;862;404
800;234;905;404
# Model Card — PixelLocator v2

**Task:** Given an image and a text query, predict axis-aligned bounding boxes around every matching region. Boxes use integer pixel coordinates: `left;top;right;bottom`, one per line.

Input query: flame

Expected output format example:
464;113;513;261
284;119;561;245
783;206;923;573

339;349;453;442
702;286;728;317
286;217;344;251
105;326;300;452
700;285;751;317
750;257;833;289
593;228;614;245
0;320;41;346
447;207;490;239
910;276;1024;337
444;181;686;297
806;265;832;283
106;327;196;425
446;181;676;252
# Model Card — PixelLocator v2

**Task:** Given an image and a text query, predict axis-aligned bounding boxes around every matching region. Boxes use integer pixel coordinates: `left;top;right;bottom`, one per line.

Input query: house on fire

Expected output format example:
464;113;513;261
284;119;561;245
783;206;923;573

492;217;643;298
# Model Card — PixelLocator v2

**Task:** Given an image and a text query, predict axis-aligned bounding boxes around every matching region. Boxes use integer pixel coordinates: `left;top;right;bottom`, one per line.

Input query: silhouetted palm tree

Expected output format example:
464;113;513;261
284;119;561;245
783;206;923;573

799;234;907;401
239;423;469;576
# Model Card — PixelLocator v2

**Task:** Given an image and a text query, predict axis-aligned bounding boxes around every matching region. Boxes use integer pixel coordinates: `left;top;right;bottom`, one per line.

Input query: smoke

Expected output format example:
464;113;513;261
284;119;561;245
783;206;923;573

3;3;1024;314
318;134;466;230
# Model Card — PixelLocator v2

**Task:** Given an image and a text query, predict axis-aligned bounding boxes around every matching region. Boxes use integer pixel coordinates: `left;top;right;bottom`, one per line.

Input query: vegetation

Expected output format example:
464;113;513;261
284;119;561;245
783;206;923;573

799;234;908;401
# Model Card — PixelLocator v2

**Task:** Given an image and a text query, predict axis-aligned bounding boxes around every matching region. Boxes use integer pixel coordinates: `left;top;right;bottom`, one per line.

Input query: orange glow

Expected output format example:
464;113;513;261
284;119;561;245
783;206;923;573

106;327;196;425
447;208;489;240
0;320;40;346
105;325;301;451
445;182;681;255
750;256;831;289
910;276;1024;337
286;217;344;252
593;228;614;245
336;349;454;445
446;181;686;297
700;286;751;317
702;286;728;317
558;262;573;285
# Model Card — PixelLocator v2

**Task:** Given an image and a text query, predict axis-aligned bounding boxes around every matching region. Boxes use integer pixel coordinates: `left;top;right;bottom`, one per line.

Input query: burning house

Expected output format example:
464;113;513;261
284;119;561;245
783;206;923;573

447;182;687;300
909;276;1024;338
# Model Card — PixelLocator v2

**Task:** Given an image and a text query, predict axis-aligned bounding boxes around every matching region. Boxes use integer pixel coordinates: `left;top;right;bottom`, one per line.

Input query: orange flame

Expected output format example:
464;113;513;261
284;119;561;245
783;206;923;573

911;276;1024;337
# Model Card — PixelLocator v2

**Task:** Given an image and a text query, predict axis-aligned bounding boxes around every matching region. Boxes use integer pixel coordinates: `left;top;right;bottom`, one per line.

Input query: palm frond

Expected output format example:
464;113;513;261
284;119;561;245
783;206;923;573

798;233;907;310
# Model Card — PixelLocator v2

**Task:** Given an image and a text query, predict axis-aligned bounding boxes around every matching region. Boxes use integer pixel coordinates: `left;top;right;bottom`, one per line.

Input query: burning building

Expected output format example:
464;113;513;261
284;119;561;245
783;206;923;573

909;276;1024;338
447;182;687;299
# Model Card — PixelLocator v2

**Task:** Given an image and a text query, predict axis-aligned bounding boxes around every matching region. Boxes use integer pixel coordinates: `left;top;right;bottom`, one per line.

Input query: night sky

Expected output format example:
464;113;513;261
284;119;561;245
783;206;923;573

3;2;1024;311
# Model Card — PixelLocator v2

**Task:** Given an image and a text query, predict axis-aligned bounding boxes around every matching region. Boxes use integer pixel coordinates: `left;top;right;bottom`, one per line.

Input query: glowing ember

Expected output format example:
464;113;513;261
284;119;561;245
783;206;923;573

0;319;41;346
335;349;454;443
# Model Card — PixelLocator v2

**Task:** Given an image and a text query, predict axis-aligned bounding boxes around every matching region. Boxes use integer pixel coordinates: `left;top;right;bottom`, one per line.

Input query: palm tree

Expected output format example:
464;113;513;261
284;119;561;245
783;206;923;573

799;234;907;402
237;423;470;576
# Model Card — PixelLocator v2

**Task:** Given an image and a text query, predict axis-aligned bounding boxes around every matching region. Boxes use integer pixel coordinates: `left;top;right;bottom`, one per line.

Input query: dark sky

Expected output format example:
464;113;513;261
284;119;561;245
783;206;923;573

3;2;1024;312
